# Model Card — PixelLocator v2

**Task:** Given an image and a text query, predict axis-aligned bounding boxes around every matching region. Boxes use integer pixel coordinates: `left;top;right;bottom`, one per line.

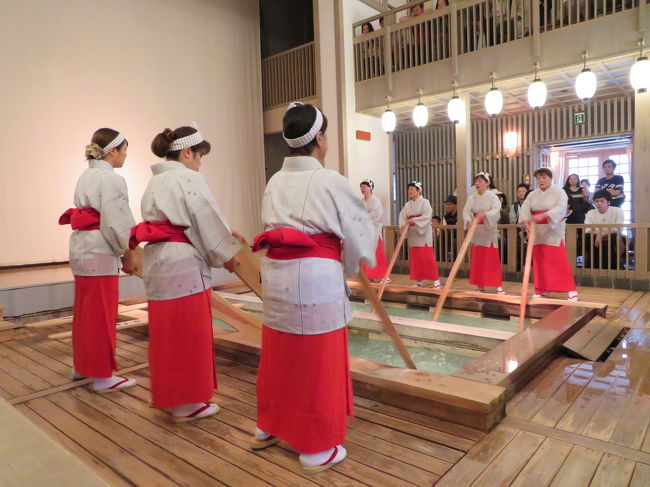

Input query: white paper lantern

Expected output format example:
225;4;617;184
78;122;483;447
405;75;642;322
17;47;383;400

575;68;597;102
527;78;547;109
485;87;503;117
412;102;428;128
447;95;464;123
381;109;397;133
630;56;650;93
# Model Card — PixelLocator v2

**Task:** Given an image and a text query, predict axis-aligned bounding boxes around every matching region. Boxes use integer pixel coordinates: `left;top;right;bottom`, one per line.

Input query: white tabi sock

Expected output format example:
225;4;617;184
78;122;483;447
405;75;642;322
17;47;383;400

299;445;347;468
255;427;271;440
92;376;131;391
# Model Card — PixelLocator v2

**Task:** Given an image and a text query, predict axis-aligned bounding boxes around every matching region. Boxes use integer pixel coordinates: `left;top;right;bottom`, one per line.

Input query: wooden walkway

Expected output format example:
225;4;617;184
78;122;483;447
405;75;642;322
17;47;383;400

1;280;649;486
436;293;650;486
0;324;484;487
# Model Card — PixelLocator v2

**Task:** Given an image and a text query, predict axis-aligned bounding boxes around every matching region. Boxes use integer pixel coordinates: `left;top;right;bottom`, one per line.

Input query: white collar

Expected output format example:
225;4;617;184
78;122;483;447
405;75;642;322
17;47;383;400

281;156;322;172
151;160;186;175
89;159;114;171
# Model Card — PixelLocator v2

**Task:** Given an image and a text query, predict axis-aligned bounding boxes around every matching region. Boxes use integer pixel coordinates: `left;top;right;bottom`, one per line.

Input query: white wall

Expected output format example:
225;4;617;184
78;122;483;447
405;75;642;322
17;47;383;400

341;0;392;224
0;0;264;266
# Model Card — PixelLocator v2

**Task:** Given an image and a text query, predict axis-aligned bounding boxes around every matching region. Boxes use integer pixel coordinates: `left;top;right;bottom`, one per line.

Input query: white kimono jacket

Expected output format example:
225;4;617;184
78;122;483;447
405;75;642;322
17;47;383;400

463;190;501;248
140;161;241;301
398;196;433;247
362;194;383;240
261;156;376;335
518;185;568;247
69;159;135;276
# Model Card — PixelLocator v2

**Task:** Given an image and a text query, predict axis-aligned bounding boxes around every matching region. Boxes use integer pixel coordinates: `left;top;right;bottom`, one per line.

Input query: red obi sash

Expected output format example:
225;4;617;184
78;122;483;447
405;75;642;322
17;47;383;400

472;212;485;224
407;214;421;227
252;228;341;261
59;208;101;230
532;210;549;224
129;221;191;250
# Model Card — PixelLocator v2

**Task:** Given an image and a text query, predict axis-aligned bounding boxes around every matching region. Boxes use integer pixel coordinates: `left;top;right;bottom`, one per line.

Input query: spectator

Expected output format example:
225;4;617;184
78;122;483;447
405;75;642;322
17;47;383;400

399;3;434;64
509;183;530;223
432;215;442;225
584;190;625;269
361;22;374;34
595;159;625;208
580;179;592;201
564;174;594;224
442;195;458;225
496;192;510;224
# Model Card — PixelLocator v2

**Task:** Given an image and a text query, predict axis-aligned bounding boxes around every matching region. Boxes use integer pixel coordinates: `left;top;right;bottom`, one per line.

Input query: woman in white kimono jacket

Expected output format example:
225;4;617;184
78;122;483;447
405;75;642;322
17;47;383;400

519;168;578;301
58;128;137;393
462;172;505;294
250;103;376;474
360;178;390;282
130;125;241;422
398;182;441;288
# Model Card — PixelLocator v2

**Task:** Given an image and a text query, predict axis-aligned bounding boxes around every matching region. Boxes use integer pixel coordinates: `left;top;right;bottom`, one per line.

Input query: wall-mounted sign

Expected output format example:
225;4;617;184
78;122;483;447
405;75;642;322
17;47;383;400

356;130;371;141
574;112;585;125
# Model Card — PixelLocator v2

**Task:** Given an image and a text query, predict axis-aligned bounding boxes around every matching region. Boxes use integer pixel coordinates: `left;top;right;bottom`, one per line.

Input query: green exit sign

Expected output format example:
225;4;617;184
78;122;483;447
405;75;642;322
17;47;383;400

574;112;585;124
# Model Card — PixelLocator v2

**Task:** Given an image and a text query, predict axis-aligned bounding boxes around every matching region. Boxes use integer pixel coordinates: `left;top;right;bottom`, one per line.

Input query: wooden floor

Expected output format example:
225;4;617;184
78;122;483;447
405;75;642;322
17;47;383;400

0;279;649;486
0;324;485;487
436;290;650;486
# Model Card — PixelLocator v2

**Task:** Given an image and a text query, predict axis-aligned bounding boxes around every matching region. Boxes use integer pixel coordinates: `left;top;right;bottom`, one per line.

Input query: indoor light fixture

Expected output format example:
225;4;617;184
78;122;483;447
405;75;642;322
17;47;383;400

381;95;397;133
527;63;547;110
447;81;464;123
485;72;503;117
630;39;650;93
412;89;428;128
575;51;597;102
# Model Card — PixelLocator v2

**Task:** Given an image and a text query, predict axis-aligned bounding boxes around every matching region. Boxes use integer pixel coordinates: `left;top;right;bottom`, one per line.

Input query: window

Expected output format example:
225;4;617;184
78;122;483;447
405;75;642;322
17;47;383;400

567;153;632;224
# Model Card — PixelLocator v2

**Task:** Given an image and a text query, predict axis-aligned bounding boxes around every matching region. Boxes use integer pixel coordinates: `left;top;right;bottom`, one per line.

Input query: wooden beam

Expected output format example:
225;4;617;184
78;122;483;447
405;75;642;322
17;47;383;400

432;218;478;321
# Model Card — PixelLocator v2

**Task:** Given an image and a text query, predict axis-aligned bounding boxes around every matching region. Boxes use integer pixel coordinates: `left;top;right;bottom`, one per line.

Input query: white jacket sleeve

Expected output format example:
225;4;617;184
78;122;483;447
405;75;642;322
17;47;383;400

185;174;241;268
99;174;136;257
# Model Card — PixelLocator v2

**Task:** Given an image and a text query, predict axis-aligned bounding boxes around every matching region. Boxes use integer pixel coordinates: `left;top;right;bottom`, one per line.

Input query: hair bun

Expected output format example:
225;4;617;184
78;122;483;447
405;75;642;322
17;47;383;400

163;128;175;142
85;143;104;160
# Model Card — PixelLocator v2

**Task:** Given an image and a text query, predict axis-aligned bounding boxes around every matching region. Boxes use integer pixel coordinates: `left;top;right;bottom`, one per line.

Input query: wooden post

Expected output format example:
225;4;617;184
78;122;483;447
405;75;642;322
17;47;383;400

431;218;479;321
358;269;417;369
519;222;536;331
377;224;409;302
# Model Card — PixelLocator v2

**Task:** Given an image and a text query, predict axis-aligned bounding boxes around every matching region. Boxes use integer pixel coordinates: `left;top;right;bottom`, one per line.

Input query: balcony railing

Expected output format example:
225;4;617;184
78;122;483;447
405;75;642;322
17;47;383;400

262;42;316;110
353;0;640;82
382;222;649;285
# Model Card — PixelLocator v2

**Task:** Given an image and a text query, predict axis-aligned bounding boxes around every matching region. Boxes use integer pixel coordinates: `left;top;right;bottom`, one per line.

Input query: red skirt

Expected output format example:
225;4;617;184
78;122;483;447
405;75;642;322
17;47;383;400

409;245;439;281
72;275;119;378
532;242;576;293
469;244;502;287
362;237;389;279
257;325;353;454
147;289;216;409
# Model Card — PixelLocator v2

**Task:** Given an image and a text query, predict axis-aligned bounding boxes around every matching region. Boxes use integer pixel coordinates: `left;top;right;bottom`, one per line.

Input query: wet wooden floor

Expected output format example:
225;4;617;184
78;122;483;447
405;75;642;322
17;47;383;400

436;288;650;486
1;278;649;486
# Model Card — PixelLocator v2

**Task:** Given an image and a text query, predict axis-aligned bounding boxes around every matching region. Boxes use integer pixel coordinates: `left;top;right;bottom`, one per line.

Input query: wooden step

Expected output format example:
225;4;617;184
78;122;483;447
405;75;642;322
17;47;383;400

562;317;623;361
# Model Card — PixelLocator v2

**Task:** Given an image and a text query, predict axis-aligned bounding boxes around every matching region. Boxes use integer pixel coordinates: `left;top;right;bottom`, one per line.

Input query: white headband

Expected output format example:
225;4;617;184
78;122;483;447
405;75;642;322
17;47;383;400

169;122;204;151
475;171;491;183
361;178;374;190
409;181;423;191
103;133;125;154
283;102;324;148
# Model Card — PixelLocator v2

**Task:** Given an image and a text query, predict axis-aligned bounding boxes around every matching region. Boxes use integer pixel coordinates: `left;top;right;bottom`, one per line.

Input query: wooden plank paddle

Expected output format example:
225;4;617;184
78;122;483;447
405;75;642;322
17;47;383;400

431;218;479;321
358;269;417;369
231;235;263;299
376;224;409;303
519;221;536;331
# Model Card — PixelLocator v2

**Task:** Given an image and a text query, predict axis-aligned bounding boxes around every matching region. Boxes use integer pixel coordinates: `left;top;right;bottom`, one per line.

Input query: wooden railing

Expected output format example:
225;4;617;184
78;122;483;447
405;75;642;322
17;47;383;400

382;222;650;285
262;42;316;110
353;0;640;82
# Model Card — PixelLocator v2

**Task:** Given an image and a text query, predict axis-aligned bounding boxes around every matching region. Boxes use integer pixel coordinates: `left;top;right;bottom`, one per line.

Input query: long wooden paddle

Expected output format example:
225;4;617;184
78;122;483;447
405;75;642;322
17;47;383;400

431;217;480;321
358;269;417;369
519;221;537;331
376;224;409;302
232;234;263;299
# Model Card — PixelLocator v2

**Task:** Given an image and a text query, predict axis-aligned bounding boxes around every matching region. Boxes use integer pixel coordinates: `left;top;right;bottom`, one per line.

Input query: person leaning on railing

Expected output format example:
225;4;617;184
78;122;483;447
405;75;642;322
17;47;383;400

584;190;625;270
595;159;625;208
